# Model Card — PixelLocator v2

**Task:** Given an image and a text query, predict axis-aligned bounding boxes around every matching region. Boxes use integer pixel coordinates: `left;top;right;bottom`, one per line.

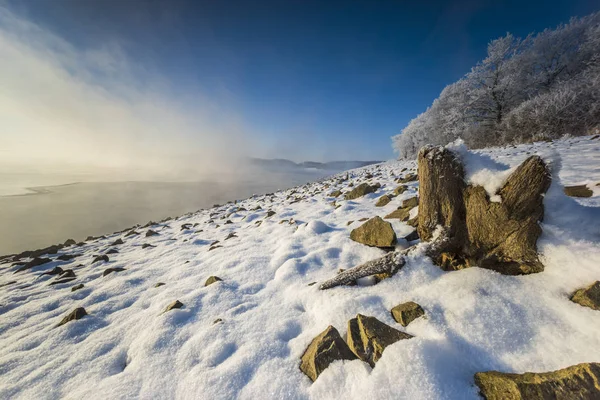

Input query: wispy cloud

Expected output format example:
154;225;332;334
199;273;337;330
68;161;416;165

0;6;254;181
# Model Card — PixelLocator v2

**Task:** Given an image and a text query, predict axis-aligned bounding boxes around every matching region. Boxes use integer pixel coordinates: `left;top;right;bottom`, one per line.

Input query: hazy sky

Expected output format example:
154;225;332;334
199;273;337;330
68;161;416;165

1;0;598;177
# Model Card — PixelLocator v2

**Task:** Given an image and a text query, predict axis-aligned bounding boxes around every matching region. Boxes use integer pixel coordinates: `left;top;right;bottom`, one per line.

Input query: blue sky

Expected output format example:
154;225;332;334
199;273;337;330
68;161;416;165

3;0;599;163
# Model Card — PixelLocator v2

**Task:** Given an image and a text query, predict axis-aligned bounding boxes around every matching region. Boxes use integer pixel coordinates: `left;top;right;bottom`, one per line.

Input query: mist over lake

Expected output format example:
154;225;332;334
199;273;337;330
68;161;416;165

0;167;341;255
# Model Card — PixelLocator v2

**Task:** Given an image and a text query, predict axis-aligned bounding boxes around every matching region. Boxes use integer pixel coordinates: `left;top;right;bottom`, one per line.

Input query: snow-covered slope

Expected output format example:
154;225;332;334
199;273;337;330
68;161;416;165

1;136;600;399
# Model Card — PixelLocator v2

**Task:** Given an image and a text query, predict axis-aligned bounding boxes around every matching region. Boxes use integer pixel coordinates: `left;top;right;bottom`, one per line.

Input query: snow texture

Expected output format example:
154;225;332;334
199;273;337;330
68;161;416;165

1;136;600;399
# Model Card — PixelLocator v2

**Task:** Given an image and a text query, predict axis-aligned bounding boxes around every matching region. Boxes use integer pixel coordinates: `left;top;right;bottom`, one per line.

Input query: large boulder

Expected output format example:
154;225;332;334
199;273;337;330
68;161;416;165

570;281;600;311
300;325;357;382
344;183;377;200
350;217;397;248
474;363;600;400
347;314;412;367
417;146;550;275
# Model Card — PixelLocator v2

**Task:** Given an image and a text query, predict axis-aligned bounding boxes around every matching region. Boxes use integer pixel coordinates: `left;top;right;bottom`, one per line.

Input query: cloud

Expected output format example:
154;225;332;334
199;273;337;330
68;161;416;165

0;6;254;181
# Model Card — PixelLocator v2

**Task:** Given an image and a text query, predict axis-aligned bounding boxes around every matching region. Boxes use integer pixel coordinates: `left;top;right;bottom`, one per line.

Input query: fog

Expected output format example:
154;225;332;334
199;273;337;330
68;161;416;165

0;6;256;182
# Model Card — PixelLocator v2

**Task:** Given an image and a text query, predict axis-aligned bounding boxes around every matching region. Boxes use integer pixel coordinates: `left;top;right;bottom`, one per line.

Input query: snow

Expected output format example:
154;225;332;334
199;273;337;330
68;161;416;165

1;136;600;399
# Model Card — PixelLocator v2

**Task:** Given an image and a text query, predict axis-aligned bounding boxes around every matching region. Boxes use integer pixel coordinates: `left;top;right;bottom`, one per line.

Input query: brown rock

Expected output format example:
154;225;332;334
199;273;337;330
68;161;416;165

564;184;593;198
56;307;87;327
391;302;425;327
474;363;600;400
401;196;419;209
300;325;357;382
329;190;342;198
393;185;407;196
163;300;183;313
344;183;377;200
350;217;397;248
384;208;411;221
347;314;412;367
205;276;222;286
570;281;600;310
375;195;392;207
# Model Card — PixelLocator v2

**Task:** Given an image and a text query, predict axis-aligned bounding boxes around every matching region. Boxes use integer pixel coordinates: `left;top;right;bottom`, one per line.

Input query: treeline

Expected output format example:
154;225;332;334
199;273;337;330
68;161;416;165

392;12;600;158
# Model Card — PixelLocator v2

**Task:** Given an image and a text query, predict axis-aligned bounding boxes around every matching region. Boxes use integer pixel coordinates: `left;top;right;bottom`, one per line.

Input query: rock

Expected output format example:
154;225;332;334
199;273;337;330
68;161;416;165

125;230;139;237
407;216;419;228
350;217;397;248
163;300;183;313
111;238;124;246
402;196;419;209
391;302;425;327
41;266;64;276
570;281;600;310
145;229;160;237
92;255;109;264
417;146;466;247
208;245;222;251
344;183;377;200
225;232;237;240
56;253;80;261
213;318;223;324
299;325;357;382
398;173;417;183
347;314;412;367
49;277;76;285
181;223;193;230
329;190;342;198
106;248;119;255
142;244;156;249
205;276;222;286
347;220;354;226
71;284;84;292
64;239;76;246
59;269;76;278
474;363;600;400
56;307;87;327
375;195;392;207
103;267;125;276
154;282;165;288
393;185;407;196
403;230;419;242
14;257;52;273
266;210;276;218
564;184;593;198
418;146;550;275
0;281;17;287
384;208;411;221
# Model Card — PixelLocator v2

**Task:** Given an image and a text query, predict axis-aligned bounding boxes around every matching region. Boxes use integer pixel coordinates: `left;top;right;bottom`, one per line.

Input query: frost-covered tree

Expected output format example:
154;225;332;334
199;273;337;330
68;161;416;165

392;11;600;158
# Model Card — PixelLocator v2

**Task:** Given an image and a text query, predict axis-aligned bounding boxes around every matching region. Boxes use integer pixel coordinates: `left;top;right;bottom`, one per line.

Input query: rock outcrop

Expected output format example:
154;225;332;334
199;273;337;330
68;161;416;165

347;314;412;367
417;146;551;275
474;363;600;400
300;325;357;382
350;217;397;248
570;281;600;310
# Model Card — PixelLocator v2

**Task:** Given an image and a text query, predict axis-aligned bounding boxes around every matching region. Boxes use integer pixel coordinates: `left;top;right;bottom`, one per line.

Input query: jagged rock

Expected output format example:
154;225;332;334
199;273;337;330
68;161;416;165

418;146;550;275
64;239;76;246
92;255;109;264
329;190;342;198
111;238;124;246
71;284;84;292
570;281;600;310
564;184;593;198
344;183;377;200
145;229;159;237
163;300;183;313
393;185;407;196
403;230;419;242
474;363;600;400
205;276;222;286
125;230;139;237
391;302;425;327
347;314;412;367
350;217;397;248
154;282;165;288
103;267;125;276
266;210;276;218
402;196;419;209
14;257;52;273
384;207;411;221
56;307;87;327
300;325;357;382
375;195;392;207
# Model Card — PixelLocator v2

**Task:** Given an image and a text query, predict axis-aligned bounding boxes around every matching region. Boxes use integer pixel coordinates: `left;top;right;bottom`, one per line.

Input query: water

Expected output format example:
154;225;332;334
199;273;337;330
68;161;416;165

0;169;332;255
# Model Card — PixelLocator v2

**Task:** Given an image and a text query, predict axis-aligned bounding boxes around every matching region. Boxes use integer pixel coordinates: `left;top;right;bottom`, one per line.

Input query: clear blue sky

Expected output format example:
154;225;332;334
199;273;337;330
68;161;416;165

5;0;600;161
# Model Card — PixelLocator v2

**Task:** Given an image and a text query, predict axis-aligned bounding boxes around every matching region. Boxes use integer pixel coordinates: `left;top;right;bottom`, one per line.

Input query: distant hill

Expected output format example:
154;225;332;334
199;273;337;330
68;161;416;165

248;158;381;171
